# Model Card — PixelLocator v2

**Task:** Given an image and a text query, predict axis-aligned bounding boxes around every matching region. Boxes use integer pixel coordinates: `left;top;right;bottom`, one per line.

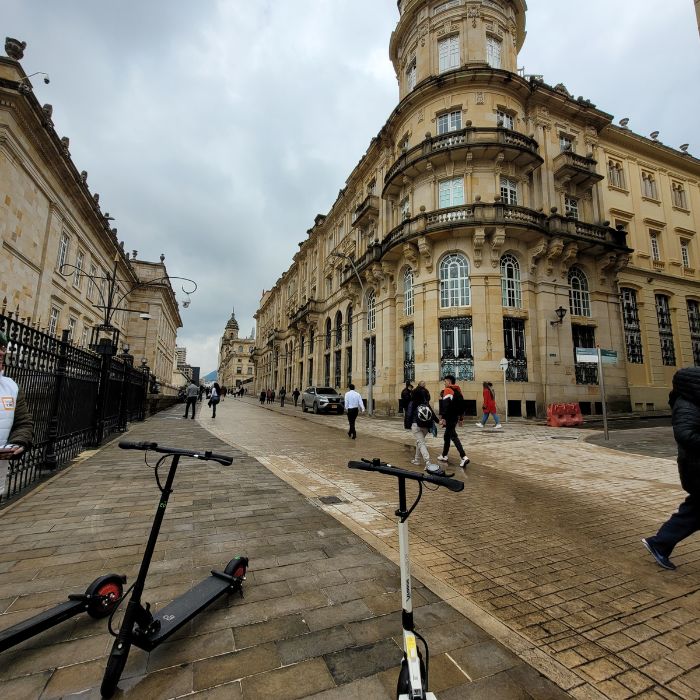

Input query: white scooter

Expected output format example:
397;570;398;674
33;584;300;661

348;458;464;700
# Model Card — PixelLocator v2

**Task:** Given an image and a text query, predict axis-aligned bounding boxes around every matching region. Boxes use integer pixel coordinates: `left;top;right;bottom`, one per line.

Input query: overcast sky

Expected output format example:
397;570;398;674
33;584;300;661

6;0;699;374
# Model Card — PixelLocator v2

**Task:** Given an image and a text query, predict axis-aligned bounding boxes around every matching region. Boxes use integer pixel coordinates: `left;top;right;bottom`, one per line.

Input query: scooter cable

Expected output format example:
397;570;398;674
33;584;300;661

107;580;136;637
414;628;430;690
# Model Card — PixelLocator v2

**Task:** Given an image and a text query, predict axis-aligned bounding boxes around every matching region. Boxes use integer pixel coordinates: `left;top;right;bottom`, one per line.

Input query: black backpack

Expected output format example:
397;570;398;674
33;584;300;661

415;403;436;428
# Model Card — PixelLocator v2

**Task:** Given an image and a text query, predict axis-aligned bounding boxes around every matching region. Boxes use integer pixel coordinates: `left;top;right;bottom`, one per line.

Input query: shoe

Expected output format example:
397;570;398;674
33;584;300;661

642;538;676;570
425;465;446;476
437;455;448;462
410;459;421;466
459;456;470;468
494;424;503;430
475;422;483;427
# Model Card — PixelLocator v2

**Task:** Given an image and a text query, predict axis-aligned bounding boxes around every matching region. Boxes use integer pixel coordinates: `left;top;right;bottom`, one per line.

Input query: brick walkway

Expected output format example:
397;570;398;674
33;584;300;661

0;408;570;699
200;396;700;700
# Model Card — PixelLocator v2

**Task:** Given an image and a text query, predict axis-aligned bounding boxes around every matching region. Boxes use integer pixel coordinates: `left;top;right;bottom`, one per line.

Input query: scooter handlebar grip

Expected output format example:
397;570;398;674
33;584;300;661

208;452;233;466
119;441;158;450
424;473;464;492
348;461;374;472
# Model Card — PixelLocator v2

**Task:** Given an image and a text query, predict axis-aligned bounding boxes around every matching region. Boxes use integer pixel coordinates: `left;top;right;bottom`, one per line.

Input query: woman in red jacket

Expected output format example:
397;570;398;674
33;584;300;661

476;381;502;429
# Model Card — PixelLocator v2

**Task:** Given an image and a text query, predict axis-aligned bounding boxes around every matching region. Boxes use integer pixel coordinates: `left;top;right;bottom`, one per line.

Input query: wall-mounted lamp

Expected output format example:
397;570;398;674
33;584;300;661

550;306;567;326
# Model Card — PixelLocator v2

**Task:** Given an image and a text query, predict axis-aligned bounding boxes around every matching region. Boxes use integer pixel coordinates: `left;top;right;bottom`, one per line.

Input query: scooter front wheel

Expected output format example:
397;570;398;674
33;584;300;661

101;638;131;698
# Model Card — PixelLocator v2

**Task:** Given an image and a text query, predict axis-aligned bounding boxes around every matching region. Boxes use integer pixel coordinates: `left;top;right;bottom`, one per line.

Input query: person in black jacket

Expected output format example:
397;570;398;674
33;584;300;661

643;367;700;570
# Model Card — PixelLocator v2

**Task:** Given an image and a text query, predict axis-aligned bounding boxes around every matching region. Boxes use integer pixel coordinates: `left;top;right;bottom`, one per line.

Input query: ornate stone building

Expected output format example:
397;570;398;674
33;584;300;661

0;40;183;392
218;310;256;389
254;0;700;415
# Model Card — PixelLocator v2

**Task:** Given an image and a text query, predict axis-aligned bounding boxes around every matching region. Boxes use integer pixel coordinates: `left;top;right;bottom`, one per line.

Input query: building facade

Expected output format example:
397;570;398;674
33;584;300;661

0;41;183;392
218;310;256;389
256;0;699;415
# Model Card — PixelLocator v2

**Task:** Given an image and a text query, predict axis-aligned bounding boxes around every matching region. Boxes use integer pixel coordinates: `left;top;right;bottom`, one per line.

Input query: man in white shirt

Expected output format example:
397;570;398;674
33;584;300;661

344;383;365;440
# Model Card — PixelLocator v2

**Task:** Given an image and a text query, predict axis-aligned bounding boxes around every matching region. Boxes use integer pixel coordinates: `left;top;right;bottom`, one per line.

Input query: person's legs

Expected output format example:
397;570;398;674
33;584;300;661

190;398;196;419
450;424;466;458
411;425;430;464
212;400;217;418
347;408;358;438
647;494;700;556
492;412;502;427
441;423;454;458
477;412;488;426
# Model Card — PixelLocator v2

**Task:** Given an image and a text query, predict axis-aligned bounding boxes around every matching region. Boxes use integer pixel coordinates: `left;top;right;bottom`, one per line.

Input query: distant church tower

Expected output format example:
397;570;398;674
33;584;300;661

218;308;256;388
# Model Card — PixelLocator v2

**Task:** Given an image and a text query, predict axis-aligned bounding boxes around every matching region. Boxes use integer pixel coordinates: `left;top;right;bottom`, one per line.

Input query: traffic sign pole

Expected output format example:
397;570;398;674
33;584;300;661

499;358;509;423
597;347;609;441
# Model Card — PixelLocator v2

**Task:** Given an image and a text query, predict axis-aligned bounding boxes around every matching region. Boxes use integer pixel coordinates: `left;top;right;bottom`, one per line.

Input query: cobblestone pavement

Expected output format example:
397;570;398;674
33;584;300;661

0;409;571;699
201;397;700;700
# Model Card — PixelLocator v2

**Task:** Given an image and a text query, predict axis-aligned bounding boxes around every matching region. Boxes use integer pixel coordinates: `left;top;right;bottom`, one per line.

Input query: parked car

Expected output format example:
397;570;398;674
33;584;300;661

301;387;344;414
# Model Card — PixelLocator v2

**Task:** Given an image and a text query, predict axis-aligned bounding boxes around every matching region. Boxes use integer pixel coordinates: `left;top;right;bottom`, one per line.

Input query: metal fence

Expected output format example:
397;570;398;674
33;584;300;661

0;312;148;504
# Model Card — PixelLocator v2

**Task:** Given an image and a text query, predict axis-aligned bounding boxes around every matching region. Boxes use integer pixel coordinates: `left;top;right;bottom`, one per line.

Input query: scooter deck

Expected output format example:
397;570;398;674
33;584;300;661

132;574;237;651
0;599;84;652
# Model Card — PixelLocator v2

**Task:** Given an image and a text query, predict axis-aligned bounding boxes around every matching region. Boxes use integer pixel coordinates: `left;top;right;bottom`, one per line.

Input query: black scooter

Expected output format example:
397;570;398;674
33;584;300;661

100;441;249;698
0;573;126;653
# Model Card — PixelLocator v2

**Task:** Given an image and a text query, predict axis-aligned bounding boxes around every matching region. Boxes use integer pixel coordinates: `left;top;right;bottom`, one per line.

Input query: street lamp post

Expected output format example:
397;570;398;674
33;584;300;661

332;252;373;416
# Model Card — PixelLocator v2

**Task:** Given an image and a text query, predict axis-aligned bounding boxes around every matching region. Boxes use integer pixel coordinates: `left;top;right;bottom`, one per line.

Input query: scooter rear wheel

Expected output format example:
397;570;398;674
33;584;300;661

86;574;125;619
224;556;248;580
101;638;131;698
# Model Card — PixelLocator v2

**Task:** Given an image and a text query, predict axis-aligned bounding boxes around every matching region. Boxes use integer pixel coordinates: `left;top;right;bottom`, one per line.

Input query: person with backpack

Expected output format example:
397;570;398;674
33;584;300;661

438;374;470;472
403;381;442;475
476;381;502;429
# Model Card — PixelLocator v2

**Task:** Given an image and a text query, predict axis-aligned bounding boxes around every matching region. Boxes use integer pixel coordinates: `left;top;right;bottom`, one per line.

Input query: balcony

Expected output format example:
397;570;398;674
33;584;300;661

352;194;380;229
384;127;543;197
553;151;604;189
288;299;320;329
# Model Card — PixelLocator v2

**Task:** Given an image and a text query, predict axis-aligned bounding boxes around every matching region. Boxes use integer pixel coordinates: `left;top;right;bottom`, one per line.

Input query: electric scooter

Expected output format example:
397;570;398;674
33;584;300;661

348;458;464;700
0;573;126;653
100;441;249;698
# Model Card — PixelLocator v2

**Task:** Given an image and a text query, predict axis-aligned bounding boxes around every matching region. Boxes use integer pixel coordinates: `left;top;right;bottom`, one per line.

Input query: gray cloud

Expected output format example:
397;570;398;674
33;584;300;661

6;0;698;373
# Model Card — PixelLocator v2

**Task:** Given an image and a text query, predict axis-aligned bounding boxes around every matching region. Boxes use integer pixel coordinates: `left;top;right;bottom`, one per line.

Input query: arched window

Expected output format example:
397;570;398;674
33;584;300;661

346;304;353;342
404;268;414;316
367;290;376;331
440;253;470;308
335;310;343;346
568;267;591;317
325;317;332;350
500;254;521;308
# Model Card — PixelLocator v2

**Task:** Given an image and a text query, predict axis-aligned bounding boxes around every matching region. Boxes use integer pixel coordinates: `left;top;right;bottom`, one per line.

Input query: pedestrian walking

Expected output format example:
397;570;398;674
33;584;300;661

476;381;502;429
438;374;470;471
259;390;266;405
292;388;300;407
344;383;365;439
198;385;205;403
208;382;221;418
400;381;413;414
279;387;286;407
643;367;700;570
220;386;227;402
404;381;443;475
0;330;34;499
183;380;198;420
270;389;276;404
266;389;272;404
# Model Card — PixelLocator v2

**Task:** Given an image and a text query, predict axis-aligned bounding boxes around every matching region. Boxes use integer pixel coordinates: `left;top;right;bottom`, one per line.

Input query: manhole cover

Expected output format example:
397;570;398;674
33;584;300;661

318;495;346;505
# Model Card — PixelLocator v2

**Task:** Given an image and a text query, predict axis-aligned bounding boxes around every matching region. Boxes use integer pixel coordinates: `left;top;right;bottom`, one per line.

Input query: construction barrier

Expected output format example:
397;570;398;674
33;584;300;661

546;402;583;427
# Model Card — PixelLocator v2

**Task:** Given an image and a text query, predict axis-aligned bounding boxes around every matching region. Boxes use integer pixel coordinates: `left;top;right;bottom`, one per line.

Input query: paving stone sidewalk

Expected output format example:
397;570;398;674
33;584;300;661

0;409;569;699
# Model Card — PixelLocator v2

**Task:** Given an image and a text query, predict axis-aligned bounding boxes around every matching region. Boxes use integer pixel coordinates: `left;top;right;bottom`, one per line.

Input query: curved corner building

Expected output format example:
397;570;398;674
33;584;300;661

253;0;700;417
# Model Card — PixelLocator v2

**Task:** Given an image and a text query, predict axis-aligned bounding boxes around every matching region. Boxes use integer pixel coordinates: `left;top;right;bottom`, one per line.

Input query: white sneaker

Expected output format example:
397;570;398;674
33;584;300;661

410;459;421;466
437;455;448;462
475;422;483;427
460;456;470;468
494;424;503;430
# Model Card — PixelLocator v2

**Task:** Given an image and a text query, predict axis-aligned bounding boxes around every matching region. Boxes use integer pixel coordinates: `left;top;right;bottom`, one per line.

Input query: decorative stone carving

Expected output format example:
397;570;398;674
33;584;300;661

381;262;396;294
528;237;548;276
473;228;486;268
403;242;419;273
42;103;53;118
560;242;578;275
476;91;484;105
60;136;70;154
5;37;26;61
490;228;506;268
417;236;433;273
93;193;100;205
468;5;480;28
80;170;88;183
544;237;564;275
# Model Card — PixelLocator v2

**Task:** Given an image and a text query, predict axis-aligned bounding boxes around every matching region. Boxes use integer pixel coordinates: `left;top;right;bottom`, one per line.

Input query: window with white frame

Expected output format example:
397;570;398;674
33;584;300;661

642;171;658;199
406;59;416;92
73;251;84;288
672;181;688;209
404;268;414;316
438;177;465;208
681;239;691;268
568;266;591;317
500;254;521;308
326;276;332;296
67;316;77;340
486;36;501;68
80;326;90;348
560;134;573;152
57;232;69;270
608;159;625;188
437;109;462;134
366;290;376;331
438;35;460;73
440;253;471;308
497;110;514;129
649;230;661;261
564;196;579;219
500;177;518;205
86;264;98;301
400;195;410;220
49;306;60;336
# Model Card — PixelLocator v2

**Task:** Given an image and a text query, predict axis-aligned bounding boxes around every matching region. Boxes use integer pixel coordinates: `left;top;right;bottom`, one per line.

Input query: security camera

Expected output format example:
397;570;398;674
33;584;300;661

43;75;50;84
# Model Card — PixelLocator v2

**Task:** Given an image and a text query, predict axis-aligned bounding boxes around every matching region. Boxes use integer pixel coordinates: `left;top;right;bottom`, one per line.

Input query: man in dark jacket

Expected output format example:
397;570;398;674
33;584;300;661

643;367;700;570
438;375;470;471
0;331;34;497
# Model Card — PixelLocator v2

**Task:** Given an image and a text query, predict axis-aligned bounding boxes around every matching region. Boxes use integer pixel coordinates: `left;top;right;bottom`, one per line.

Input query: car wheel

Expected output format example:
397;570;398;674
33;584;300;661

301;401;307;413
313;402;318;414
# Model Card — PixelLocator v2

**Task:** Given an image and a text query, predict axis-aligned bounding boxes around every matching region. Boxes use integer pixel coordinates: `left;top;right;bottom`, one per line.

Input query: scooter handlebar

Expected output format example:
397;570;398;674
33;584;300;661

348;459;464;492
118;441;233;466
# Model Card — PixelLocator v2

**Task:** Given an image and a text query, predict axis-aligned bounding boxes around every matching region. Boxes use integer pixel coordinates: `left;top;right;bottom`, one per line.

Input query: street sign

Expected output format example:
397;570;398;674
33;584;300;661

575;348;598;364
600;349;617;364
499;358;509;371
